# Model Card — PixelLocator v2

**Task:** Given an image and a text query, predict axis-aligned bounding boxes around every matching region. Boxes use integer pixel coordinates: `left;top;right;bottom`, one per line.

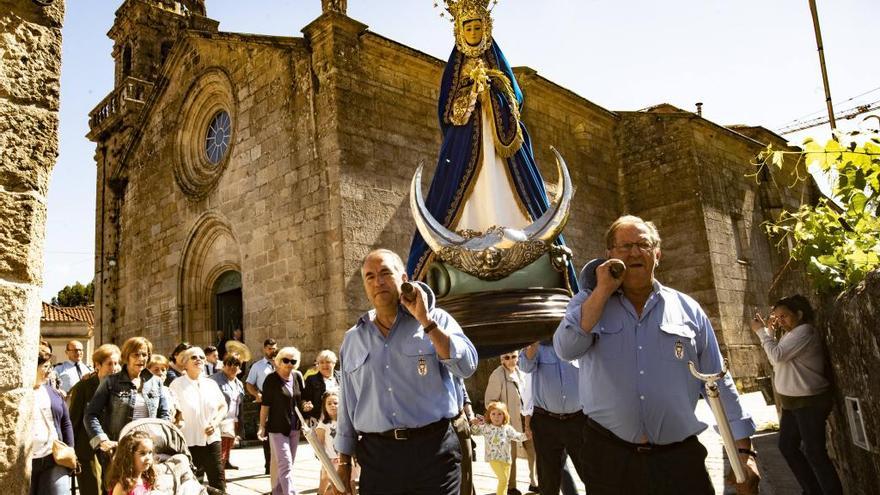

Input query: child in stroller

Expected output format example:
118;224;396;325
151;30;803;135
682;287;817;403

116;418;216;495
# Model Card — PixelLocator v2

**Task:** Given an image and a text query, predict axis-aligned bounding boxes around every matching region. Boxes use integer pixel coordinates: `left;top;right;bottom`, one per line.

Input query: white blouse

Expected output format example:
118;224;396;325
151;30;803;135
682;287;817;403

169;375;227;446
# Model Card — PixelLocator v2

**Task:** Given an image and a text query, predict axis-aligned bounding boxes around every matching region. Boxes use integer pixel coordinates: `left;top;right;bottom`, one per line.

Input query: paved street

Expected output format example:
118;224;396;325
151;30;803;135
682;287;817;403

221;392;796;494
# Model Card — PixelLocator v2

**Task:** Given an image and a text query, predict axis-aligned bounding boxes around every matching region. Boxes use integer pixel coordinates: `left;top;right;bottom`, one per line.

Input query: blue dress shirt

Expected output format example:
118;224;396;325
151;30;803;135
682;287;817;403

553;281;756;445
519;344;581;415
55;360;93;393
335;303;478;456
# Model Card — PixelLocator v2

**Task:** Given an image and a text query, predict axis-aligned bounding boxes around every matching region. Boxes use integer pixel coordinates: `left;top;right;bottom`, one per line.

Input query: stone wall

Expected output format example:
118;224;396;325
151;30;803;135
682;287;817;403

102;34;325;358
92;9;813;400
821;270;880;495
0;0;64;490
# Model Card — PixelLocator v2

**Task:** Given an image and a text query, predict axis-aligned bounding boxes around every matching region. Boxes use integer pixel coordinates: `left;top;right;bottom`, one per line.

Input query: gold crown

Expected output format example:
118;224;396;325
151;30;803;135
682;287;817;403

433;0;499;56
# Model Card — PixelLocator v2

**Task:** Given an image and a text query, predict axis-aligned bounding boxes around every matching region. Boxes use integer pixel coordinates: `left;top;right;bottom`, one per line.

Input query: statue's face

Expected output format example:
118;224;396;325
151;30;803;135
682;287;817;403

462;19;483;46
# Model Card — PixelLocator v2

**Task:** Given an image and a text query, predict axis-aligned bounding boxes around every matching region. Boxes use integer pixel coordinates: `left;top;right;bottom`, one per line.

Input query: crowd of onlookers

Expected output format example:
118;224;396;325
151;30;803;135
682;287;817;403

31;334;349;495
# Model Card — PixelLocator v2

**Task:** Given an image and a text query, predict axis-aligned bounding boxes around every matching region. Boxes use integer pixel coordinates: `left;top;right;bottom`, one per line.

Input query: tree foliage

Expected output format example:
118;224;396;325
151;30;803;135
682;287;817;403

52;280;95;307
758;129;880;291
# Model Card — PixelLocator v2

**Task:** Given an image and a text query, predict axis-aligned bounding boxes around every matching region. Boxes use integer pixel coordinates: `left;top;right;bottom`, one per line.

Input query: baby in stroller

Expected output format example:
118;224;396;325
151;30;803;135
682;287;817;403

115;419;213;495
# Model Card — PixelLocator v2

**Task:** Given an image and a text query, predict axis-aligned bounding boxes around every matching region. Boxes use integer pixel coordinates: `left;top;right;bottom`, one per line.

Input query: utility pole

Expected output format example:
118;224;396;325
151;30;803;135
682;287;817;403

808;0;836;130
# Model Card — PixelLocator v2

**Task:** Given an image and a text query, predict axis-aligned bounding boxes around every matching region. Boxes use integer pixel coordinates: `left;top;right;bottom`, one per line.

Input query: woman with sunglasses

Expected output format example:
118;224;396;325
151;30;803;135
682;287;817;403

485;350;538;495
258;346;313;495
169;346;228;492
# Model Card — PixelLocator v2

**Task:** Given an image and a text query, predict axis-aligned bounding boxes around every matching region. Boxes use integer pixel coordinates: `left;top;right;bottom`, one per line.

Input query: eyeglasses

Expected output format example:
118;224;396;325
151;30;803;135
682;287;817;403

611;241;655;253
189;355;206;361
280;357;298;365
501;355;517;361
67;348;84;353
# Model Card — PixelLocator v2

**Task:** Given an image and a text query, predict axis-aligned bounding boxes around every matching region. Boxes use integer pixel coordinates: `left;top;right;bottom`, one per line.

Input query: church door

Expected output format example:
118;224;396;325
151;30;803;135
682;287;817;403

213;271;242;340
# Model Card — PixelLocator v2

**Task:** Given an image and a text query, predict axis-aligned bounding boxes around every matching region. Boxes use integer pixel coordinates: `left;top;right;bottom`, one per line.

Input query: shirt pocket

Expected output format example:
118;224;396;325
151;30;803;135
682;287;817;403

402;337;438;379
659;322;698;363
592;320;625;357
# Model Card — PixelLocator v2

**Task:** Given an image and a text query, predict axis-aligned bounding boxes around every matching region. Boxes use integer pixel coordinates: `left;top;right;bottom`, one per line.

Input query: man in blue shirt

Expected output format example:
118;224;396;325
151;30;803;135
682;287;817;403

520;341;584;495
245;338;277;474
553;215;760;494
331;249;478;495
55;340;93;395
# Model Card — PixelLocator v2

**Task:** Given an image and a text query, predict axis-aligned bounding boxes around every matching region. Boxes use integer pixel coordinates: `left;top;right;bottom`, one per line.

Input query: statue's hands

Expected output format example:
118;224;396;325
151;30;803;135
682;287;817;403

595;259;625;294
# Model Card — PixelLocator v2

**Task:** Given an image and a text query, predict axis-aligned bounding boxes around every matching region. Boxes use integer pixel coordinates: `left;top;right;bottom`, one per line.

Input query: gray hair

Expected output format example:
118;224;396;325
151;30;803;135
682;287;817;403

604;215;661;250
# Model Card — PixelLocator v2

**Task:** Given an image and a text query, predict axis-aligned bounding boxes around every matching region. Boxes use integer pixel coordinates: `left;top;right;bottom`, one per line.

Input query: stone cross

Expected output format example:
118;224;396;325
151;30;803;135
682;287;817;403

322;0;347;14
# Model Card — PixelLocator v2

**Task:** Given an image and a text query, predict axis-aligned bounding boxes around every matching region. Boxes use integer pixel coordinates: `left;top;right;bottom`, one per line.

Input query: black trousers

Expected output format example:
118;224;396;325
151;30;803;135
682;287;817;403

530;411;589;495
778;405;843;495
189;441;225;492
452;413;476;495
356;422;461;495
574;416;714;495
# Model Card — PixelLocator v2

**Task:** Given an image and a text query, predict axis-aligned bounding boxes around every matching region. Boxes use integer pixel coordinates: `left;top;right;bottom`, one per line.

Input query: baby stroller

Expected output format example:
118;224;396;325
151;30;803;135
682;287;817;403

117;419;213;495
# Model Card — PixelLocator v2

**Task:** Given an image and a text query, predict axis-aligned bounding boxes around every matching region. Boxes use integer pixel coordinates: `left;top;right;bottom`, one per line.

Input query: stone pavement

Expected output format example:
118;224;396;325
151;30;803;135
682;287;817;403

221;392;798;494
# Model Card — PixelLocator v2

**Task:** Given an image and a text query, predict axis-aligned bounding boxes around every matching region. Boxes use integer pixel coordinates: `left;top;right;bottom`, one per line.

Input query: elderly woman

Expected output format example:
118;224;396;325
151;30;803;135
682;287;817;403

302;349;341;422
30;346;74;495
485;350;538;495
258;346;313;495
752;295;843;495
68;343;121;495
86;337;169;470
169;346;228;492
209;352;246;470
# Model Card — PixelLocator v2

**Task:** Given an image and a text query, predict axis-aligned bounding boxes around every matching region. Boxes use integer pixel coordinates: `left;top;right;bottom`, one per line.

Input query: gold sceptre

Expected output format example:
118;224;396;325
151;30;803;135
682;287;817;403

688;359;747;483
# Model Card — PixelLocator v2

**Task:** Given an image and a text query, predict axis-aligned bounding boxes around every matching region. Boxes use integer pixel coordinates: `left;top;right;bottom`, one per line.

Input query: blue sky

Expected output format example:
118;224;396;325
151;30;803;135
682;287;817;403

43;0;879;301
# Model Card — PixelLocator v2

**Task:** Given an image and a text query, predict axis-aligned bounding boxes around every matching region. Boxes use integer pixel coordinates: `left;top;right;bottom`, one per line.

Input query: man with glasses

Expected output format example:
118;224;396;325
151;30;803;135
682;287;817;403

246;338;278;474
553;215;759;494
329;249;478;495
55;339;93;395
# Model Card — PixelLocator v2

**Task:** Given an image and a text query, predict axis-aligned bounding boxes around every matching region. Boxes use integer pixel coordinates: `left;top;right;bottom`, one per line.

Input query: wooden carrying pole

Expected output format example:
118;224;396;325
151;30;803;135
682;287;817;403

808;0;836;130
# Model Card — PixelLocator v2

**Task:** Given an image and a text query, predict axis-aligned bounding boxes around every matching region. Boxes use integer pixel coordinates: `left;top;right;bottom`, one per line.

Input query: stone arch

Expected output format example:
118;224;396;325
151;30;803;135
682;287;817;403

178;211;242;345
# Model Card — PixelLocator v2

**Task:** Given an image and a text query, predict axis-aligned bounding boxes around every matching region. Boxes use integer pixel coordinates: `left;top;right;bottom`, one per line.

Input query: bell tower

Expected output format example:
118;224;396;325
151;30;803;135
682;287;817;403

88;0;217;342
106;0;211;88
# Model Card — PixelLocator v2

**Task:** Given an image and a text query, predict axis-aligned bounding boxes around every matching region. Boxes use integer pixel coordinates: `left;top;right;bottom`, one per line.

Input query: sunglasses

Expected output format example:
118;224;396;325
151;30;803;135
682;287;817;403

280;357;298;365
189;355;206;361
501;355;517;361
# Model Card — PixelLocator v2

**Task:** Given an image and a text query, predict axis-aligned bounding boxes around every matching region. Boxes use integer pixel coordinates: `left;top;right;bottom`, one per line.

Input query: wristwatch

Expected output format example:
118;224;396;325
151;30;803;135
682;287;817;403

424;320;438;334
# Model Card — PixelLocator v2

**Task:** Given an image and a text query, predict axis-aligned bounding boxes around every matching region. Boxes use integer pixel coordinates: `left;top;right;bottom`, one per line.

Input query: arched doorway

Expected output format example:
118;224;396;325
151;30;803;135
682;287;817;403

213;270;242;341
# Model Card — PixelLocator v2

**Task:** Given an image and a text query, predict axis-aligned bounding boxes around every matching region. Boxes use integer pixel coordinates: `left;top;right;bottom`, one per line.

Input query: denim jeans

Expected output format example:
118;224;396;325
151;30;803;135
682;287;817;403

30;455;71;495
778;404;843;495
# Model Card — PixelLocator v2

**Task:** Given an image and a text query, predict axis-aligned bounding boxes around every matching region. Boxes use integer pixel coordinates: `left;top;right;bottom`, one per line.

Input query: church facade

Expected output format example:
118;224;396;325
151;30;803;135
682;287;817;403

89;0;815;391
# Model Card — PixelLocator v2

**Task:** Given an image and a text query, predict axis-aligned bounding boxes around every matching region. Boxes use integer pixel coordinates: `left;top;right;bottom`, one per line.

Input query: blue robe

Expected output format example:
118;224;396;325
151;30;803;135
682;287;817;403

406;40;579;292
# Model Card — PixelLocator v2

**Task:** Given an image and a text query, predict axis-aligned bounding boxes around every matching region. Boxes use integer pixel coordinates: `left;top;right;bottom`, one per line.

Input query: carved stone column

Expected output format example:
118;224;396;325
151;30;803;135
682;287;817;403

0;0;65;491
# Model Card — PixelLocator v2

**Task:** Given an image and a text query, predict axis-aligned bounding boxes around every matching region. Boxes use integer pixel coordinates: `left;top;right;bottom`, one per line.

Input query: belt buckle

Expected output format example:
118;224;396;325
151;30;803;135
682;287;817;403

636;444;652;453
393;428;408;440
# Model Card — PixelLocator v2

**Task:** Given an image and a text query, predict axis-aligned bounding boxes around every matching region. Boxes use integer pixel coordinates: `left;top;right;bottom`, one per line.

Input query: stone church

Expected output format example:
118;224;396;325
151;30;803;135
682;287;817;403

88;0;817;392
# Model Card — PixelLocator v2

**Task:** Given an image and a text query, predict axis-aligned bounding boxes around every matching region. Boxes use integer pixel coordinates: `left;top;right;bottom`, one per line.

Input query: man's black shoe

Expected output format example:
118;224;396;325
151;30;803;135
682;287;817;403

507;489;522;495
528;485;539;493
225;462;239;470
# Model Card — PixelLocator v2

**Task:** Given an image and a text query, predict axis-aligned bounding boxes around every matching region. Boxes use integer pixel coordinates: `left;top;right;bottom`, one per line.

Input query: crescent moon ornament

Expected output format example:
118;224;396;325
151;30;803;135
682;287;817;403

410;146;573;280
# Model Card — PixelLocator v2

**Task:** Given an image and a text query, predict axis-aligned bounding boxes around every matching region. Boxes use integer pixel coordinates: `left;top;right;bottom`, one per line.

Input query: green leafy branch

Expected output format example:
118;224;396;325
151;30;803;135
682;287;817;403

758;130;880;291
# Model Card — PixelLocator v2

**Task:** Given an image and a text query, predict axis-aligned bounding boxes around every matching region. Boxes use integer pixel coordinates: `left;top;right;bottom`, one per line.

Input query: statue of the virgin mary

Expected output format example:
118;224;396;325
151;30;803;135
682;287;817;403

406;0;579;296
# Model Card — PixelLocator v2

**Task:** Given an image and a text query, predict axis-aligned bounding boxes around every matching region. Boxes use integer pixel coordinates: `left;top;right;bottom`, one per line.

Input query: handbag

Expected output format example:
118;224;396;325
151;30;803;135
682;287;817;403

51;439;80;473
39;395;80;473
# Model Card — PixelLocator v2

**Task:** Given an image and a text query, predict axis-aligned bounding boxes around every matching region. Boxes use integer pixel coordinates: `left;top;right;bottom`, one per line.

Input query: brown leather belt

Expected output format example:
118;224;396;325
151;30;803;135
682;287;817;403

584;415;696;454
533;406;582;421
364;418;451;441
